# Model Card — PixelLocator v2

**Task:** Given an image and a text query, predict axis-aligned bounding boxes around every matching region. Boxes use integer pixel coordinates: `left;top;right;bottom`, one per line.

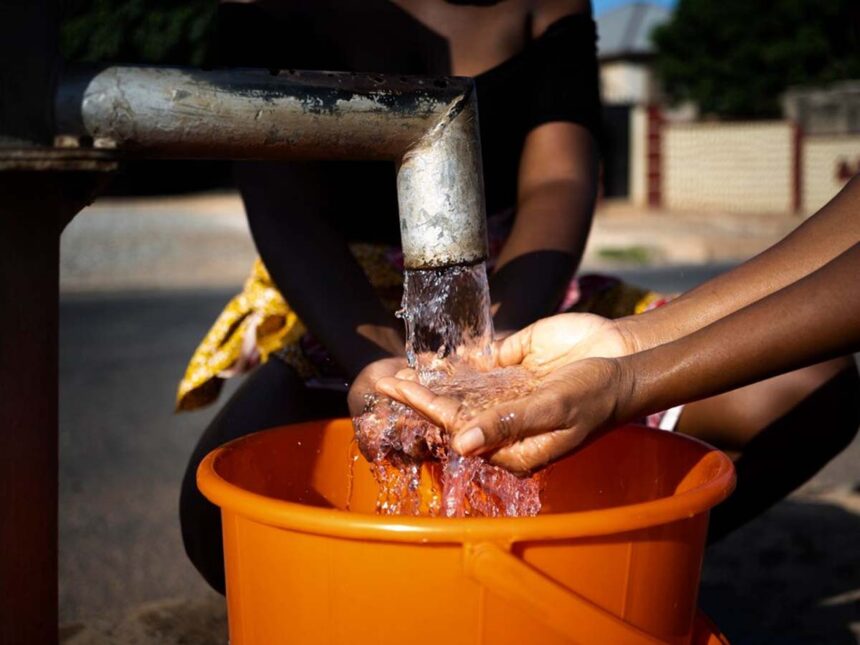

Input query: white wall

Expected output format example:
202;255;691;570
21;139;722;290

802;136;860;214
629;105;648;206
663;121;794;214
600;62;654;105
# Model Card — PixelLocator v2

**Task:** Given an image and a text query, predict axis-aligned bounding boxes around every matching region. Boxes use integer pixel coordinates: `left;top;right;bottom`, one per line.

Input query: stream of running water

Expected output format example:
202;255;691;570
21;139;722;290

353;263;545;518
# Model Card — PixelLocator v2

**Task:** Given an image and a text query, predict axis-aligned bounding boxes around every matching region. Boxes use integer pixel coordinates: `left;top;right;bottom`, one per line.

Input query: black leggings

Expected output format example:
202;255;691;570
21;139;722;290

707;365;860;544
179;359;348;594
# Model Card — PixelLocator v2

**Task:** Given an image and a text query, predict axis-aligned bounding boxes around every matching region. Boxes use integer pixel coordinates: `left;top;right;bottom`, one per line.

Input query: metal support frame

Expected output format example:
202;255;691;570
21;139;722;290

0;150;117;645
56;66;489;269
2;60;490;643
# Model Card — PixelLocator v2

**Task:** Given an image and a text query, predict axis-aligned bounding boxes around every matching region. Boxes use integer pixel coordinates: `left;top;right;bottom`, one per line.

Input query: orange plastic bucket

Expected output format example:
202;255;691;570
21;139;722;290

198;420;734;644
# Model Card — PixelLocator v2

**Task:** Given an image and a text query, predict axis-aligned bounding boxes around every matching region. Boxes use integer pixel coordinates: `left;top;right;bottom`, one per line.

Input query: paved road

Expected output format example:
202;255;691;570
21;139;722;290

59;291;234;628
59;266;859;643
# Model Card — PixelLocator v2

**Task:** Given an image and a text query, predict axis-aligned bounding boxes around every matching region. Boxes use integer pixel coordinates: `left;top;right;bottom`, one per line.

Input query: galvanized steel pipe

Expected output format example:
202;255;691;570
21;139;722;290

55;66;488;269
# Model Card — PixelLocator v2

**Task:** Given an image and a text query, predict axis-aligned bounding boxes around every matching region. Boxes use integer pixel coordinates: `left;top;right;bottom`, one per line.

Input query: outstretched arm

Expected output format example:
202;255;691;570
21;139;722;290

490;122;598;333
620;175;860;352
378;242;860;473
618;241;860;419
482;175;860;374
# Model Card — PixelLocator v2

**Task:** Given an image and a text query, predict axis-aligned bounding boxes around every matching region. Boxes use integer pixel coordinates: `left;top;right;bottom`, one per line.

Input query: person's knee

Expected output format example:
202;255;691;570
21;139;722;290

706;362;859;542
177;359;346;593
814;361;860;455
742;359;859;462
680;357;859;450
177;360;305;594
179;466;226;594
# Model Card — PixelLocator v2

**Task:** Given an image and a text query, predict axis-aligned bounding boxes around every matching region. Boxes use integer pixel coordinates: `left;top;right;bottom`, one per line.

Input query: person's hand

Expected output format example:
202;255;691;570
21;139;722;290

376;356;632;475
348;356;409;417
493;313;635;376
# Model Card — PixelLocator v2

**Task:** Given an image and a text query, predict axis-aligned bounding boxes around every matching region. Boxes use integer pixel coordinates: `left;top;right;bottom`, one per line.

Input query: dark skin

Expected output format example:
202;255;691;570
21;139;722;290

379;242;860;469
180;0;598;594
292;0;601;413
377;176;860;472
182;4;856;592
350;3;854;465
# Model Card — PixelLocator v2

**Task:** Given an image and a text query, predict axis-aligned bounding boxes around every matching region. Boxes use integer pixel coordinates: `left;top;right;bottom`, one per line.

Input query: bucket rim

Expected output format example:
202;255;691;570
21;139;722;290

197;419;736;544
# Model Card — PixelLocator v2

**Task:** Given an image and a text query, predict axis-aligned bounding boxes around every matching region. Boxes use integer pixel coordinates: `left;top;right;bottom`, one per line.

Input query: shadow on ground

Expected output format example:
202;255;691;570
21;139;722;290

701;496;860;644
61;593;227;644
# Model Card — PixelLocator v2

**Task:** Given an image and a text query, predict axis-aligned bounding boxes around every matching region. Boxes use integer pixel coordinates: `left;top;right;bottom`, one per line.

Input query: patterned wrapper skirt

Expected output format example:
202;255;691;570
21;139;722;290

177;216;676;426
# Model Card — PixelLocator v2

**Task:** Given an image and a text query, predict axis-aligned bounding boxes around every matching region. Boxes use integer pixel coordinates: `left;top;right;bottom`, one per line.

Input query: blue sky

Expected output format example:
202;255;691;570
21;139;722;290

592;0;676;16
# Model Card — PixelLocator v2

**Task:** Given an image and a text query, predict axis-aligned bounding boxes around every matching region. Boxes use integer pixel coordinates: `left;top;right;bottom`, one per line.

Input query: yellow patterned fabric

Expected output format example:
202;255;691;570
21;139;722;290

177;247;671;412
176;258;305;411
176;244;403;412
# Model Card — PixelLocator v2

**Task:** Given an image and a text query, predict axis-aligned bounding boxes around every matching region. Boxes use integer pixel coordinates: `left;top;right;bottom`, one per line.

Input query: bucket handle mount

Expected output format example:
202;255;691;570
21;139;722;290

463;541;664;644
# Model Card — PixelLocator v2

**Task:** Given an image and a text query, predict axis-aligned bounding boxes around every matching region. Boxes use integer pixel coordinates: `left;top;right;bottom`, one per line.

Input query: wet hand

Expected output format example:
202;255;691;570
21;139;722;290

494;313;634;376
377;357;632;475
348;357;409;417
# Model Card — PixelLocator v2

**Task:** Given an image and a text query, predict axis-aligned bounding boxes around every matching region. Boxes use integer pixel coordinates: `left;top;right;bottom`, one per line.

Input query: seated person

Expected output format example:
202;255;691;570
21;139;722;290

177;0;858;594
379;175;860;542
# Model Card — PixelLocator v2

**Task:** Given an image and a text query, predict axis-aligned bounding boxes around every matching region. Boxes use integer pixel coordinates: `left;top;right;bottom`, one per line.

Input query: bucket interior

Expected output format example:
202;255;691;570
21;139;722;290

210;419;729;517
204;419;734;644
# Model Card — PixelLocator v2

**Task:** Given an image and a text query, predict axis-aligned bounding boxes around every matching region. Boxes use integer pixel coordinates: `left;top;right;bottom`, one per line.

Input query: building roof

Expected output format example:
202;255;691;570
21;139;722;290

596;2;672;61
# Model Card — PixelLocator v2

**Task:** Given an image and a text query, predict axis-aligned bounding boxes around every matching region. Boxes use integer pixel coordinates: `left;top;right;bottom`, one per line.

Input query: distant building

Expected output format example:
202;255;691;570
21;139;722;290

783;81;860;135
596;2;671;106
595;2;671;199
593;4;858;214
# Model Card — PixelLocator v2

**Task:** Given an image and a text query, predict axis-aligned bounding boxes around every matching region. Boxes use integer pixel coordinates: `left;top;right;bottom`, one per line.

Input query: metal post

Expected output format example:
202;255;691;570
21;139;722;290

0;0;57;145
0;3;71;643
0;150;116;645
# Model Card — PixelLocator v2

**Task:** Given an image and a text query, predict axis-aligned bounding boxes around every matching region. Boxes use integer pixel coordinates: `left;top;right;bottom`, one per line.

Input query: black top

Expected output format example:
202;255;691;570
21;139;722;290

212;1;602;245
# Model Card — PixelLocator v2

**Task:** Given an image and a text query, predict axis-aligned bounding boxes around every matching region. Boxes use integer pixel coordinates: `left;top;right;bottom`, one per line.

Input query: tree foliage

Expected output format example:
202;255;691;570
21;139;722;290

61;0;217;66
653;0;860;118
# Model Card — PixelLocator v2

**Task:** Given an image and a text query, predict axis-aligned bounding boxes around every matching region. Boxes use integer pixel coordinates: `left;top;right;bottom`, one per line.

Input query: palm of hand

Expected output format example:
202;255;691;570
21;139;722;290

375;354;626;476
500;313;629;376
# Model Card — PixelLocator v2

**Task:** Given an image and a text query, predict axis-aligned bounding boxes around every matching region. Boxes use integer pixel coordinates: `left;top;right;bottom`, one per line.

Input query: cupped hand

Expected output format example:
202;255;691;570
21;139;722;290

376;356;633;475
494;313;634;376
348;356;409;417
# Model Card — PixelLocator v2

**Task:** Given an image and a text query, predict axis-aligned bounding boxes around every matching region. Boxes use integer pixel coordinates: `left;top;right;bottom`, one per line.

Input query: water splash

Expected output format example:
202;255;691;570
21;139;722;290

353;263;545;518
398;264;495;374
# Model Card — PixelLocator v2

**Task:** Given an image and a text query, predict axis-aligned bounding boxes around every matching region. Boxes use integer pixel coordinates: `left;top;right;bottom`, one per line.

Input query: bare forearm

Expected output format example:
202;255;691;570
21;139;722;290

622;175;860;352
493;121;598;331
491;179;594;331
495;178;594;269
238;162;403;377
618;242;860;421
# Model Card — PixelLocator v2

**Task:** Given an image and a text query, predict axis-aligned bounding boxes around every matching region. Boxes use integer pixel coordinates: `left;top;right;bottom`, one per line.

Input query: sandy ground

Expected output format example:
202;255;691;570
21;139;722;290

60;193;801;292
58;194;858;644
61;193;257;293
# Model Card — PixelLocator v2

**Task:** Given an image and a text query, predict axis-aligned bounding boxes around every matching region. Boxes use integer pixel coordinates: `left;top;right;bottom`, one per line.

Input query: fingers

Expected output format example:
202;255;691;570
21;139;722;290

449;383;573;457
378;373;578;458
488;425;593;475
493;324;535;367
376;372;594;476
375;377;465;430
347;373;375;417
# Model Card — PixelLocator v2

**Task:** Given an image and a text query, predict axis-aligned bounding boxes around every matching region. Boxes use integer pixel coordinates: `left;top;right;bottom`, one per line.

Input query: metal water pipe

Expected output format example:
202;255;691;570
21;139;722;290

55;66;489;269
